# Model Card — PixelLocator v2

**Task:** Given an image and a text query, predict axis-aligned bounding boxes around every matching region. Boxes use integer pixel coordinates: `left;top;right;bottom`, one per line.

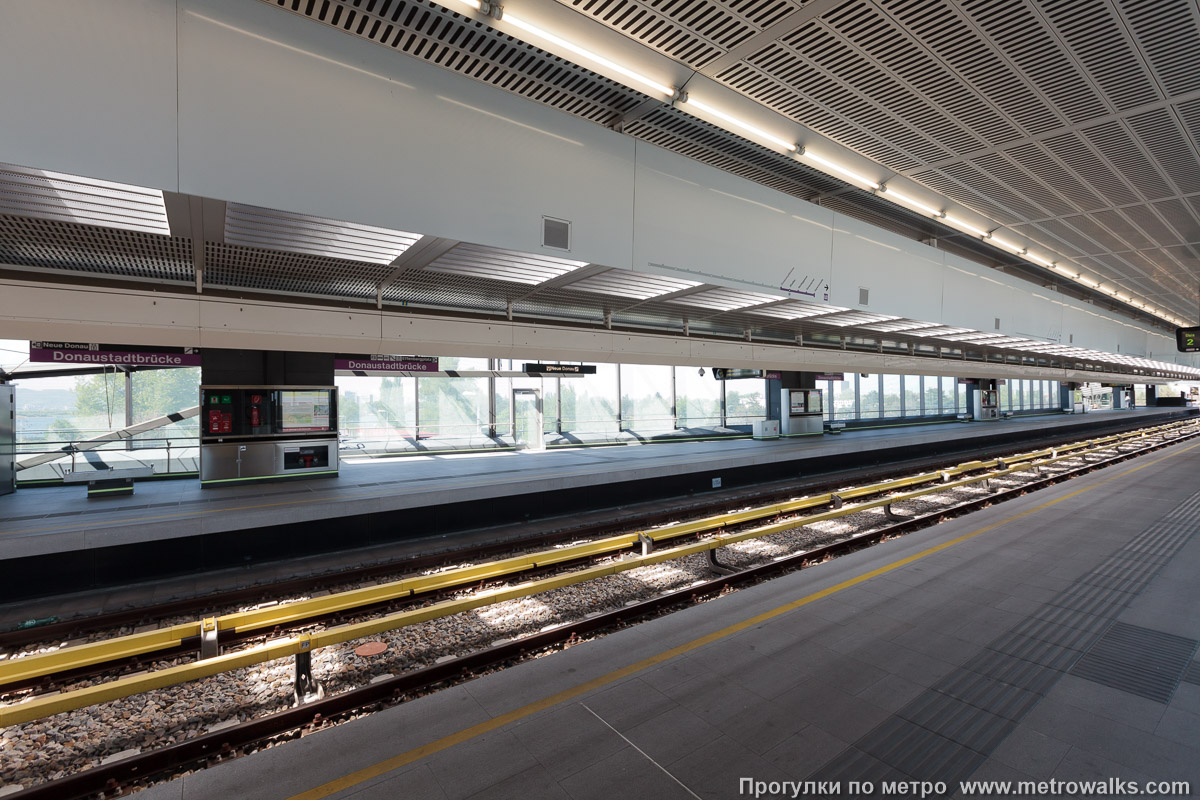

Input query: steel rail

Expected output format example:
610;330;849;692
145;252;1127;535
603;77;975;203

1;420;1191;693
2;421;1195;726
12;422;1193;800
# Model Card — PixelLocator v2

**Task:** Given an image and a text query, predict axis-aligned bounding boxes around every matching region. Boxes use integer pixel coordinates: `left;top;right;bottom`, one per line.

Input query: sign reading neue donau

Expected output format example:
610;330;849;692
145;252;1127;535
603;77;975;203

30;342;201;367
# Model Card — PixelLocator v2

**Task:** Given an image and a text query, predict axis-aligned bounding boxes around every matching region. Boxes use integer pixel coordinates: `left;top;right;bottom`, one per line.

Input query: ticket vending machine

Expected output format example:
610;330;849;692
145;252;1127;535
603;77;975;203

199;385;338;486
972;380;1000;420
780;388;824;435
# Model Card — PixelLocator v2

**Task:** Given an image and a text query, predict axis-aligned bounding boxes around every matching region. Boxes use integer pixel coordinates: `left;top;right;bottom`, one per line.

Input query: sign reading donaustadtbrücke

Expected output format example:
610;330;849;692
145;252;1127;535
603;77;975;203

335;355;440;373
30;342;201;367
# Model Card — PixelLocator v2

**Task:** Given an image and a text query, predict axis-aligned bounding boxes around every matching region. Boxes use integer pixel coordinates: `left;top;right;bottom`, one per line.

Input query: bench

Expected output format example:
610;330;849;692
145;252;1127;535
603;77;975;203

827;422;846;434
62;466;155;498
956;413;972;422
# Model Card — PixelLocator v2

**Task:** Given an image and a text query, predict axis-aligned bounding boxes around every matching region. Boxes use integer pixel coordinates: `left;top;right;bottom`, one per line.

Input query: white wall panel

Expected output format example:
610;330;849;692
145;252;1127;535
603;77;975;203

631;145;834;297
0;0;179;190
176;0;635;269
828;215;944;320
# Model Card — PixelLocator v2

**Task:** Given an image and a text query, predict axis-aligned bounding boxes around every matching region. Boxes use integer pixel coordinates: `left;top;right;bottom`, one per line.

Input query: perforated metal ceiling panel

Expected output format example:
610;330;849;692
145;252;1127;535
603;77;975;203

0;215;192;283
0;161;170;236
548;0;1200;321
224;203;421;265
563;268;700;299
422;242;588;284
667;287;784;311
204;241;396;298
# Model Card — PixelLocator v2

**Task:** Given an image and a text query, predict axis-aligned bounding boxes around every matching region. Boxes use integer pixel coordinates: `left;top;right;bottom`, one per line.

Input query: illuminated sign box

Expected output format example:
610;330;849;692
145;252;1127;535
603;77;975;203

1176;327;1200;352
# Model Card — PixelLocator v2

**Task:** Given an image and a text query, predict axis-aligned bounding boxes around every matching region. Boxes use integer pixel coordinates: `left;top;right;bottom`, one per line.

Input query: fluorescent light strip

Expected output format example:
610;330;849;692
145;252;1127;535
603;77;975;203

879;188;942;217
681;98;796;151
448;0;674;98
943;215;989;237
988;234;1024;254
802;150;878;189
445;1;1188;330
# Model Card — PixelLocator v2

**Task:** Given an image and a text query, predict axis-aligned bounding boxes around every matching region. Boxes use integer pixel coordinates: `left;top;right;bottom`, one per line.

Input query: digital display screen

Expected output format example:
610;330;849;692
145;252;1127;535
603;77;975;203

1176;326;1200;352
279;390;332;432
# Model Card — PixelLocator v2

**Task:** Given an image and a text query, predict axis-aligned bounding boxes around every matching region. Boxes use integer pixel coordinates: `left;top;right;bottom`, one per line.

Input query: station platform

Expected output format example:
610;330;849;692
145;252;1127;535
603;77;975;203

141;411;1200;800
0;408;1194;603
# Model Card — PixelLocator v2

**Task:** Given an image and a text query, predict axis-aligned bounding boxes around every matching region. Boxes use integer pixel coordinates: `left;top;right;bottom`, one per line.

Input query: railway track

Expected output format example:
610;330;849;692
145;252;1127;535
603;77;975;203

1;418;1197;798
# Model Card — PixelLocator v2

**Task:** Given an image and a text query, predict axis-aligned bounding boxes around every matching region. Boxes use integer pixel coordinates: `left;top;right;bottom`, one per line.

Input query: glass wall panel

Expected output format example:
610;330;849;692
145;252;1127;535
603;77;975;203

16;372;116;448
493;358;552;435
956;381;966;412
882;374;902;417
999;380;1012;412
1032;380;1042;409
922;376;940;416
725;379;766;425
415;357;488;439
903;375;922;416
940;376;956;414
859;374;881;419
676;367;722;429
131;367;201;447
620;364;674;431
821;380;834;420
1134;384;1146;406
833;377;856;420
335;375;416;444
560;361;619;434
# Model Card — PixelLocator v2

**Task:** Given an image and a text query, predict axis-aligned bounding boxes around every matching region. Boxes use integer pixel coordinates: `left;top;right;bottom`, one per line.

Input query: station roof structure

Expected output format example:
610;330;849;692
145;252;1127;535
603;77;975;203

0;0;1198;381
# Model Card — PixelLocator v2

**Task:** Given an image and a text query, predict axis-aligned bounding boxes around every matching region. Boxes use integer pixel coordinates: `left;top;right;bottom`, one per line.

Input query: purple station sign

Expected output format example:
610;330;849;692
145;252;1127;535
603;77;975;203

30;342;200;367
335;354;440;373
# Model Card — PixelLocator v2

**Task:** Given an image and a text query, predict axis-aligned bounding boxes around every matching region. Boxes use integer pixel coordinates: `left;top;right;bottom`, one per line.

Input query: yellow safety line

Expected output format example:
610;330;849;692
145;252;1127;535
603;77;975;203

287;438;1200;800
4;422;1190;690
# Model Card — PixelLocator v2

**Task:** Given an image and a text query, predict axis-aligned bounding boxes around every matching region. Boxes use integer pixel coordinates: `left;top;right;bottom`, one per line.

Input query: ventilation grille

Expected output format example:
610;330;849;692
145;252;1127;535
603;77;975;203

542;217;570;251
858;286;869;306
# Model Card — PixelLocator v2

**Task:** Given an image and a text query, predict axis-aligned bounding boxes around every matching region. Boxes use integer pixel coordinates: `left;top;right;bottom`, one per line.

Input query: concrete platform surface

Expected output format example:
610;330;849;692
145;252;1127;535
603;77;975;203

0;408;1187;562
139;415;1200;799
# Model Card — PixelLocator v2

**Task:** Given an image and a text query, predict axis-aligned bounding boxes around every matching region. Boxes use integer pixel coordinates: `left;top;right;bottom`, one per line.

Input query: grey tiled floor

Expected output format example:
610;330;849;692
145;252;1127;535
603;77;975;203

138;420;1200;800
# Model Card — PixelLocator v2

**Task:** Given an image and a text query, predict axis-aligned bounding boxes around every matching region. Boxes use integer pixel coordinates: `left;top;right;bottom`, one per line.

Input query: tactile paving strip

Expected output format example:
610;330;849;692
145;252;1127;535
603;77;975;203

1182;661;1200;686
1071;622;1199;703
811;488;1200;790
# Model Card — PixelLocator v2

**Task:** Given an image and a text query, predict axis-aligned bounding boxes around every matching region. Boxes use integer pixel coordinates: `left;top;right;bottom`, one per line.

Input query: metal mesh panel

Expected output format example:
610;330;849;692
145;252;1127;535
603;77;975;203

204;241;392;298
0;215;193;282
